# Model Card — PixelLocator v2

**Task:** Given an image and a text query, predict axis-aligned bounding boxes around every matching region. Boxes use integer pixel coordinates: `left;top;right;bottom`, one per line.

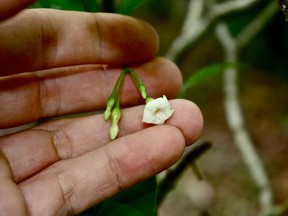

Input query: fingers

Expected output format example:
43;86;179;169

0;0;35;21
0;58;182;128
0;99;203;183
0;9;159;76
20;125;186;215
0;154;28;215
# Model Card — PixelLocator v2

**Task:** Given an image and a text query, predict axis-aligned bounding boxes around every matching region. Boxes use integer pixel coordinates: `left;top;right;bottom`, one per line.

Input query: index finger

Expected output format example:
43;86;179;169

0;0;35;21
0;9;159;76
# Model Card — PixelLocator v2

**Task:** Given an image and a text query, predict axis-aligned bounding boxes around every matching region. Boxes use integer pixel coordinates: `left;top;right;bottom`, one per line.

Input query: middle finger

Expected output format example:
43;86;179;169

0;58;182;128
0;99;203;183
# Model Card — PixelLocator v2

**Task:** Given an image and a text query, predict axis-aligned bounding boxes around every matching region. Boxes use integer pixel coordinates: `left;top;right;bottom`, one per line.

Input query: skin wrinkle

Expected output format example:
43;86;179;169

30;10;58;70
54;77;62;116
104;144;125;192
40;77;53;117
53;165;75;215
34;13;70;117
91;13;102;63
38;72;64;117
50;129;69;160
97;66;111;111
39;76;49;118
118;106;143;138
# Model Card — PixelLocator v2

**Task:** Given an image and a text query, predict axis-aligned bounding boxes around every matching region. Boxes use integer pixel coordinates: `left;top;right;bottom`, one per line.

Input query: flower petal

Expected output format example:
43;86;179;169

142;95;174;124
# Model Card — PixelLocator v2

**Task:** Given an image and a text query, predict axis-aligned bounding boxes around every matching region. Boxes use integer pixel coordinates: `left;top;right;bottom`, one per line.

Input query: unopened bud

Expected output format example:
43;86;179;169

104;108;111;121
104;96;115;121
139;84;147;100
109;107;122;140
107;96;115;108
111;107;121;123
110;123;119;140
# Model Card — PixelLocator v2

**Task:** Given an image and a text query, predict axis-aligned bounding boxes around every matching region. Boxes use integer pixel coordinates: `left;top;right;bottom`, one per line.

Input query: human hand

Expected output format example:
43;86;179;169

0;2;203;215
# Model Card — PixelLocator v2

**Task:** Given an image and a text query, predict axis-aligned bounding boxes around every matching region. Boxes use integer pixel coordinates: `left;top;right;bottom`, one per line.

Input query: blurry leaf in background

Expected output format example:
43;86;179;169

116;0;149;15
180;64;231;97
32;0;84;10
81;0;101;12
31;0;149;14
80;177;157;216
31;0;101;12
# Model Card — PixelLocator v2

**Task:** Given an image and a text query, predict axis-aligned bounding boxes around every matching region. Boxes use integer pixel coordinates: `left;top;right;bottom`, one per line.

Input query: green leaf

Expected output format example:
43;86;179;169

81;0;101;12
80;177;157;216
180;63;232;97
32;0;101;12
30;2;43;8
33;0;84;10
117;0;148;14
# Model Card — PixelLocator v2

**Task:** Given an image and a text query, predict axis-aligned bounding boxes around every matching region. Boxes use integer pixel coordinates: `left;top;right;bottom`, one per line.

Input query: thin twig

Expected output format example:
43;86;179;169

157;142;212;205
209;0;261;20
165;0;261;64
237;1;279;49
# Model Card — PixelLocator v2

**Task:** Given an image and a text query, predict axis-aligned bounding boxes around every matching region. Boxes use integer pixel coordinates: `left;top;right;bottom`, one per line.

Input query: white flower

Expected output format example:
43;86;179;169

142;95;174;124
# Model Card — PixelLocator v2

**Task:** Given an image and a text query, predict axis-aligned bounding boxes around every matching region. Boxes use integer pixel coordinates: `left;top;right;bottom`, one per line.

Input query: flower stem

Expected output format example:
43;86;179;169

123;65;148;100
114;69;127;107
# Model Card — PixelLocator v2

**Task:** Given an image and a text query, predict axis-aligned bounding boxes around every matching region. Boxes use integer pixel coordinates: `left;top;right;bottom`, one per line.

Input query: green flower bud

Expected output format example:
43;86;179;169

104;107;111;121
139;84;147;100
107;96;115;109
104;96;115;121
111;107;121;123
110;123;119;140
109;107;122;140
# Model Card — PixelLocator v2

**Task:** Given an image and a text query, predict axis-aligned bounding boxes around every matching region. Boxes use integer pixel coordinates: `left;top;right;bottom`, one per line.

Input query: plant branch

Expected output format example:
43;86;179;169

209;0;260;20
213;3;279;215
165;0;261;64
237;1;279;49
157;142;212;206
215;18;274;216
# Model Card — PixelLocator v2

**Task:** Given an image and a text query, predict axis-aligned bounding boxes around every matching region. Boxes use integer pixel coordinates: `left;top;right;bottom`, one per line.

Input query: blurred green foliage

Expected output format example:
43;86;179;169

80;178;157;216
31;0;148;14
180;64;230;98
